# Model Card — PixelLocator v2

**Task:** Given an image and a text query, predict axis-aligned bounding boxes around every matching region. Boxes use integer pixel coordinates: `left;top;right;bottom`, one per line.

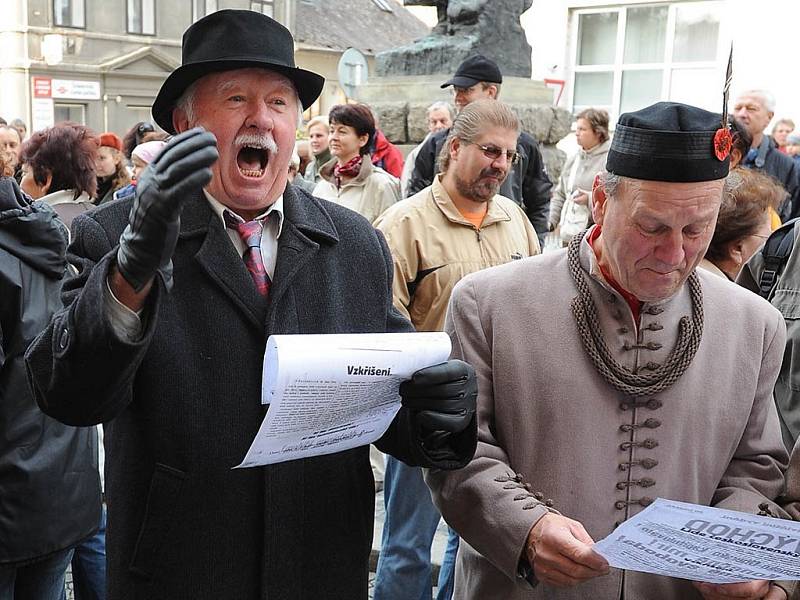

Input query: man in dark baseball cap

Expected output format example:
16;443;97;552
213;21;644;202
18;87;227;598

440;54;503;111
408;53;552;238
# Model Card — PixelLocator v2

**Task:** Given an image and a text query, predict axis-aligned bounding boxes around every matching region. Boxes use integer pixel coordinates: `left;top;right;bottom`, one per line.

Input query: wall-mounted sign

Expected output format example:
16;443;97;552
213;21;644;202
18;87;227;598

33;77;52;98
32;98;55;132
51;79;101;100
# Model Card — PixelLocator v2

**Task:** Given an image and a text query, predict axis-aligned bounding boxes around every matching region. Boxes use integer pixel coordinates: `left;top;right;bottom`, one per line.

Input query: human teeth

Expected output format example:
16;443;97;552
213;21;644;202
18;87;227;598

240;168;263;177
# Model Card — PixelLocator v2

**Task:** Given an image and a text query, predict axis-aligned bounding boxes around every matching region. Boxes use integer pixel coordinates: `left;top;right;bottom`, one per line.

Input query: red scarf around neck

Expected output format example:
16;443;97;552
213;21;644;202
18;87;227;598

333;155;363;190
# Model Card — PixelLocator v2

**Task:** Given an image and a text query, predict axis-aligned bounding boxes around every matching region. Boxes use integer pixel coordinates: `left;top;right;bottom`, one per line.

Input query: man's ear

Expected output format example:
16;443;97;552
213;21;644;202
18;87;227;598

172;108;189;134
449;138;461;162
487;85;499;100
591;173;607;226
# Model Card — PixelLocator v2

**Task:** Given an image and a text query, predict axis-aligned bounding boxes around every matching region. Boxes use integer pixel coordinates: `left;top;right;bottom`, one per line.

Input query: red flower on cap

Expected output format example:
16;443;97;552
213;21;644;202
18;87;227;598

99;132;123;152
713;128;732;161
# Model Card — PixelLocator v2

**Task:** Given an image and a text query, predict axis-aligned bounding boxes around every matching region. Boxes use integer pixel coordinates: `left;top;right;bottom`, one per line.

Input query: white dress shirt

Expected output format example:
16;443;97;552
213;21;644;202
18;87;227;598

103;192;285;340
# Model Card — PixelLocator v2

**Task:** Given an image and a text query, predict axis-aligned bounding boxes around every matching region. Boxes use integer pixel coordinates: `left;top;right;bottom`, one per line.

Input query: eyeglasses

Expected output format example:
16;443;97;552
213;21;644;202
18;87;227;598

137;122;155;136
469;142;519;165
452;84;477;95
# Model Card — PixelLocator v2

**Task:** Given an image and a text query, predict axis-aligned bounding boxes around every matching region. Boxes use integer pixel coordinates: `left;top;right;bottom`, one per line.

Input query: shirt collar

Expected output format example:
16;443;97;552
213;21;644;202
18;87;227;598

203;190;285;238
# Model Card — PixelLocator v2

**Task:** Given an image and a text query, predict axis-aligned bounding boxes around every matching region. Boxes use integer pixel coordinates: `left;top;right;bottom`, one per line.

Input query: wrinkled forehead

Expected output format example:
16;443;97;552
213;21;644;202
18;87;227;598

735;94;768;110
619;177;725;209
0;127;21;143
196;67;298;99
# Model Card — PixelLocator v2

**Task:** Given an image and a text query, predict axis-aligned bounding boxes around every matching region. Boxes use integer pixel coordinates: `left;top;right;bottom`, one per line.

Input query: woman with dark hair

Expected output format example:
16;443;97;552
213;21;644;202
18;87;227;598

19;122;98;228
700;168;784;280
549;107;611;245
95;132;131;205
312;103;399;223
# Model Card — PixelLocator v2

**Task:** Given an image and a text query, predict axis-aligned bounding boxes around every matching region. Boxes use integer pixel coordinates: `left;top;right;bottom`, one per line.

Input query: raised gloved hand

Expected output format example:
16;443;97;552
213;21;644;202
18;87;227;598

116;127;218;292
399;359;478;466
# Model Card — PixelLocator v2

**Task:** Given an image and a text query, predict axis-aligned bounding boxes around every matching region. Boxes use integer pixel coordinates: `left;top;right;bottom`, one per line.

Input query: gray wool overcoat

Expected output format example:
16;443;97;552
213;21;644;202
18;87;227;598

426;232;790;600
24;184;457;599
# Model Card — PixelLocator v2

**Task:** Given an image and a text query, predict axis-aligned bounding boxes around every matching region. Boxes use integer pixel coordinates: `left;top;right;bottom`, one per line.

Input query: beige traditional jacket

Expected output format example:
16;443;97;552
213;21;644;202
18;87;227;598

426;230;789;600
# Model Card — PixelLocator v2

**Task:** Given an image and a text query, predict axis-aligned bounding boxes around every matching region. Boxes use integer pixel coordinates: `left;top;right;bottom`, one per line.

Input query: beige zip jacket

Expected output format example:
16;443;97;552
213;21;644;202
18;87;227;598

374;175;540;332
313;157;399;223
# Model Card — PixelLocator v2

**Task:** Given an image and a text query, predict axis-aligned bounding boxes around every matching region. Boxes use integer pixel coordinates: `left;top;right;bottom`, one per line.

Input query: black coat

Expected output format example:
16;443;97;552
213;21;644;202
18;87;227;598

406;127;553;237
0;177;100;564
745;135;800;221
25;184;465;599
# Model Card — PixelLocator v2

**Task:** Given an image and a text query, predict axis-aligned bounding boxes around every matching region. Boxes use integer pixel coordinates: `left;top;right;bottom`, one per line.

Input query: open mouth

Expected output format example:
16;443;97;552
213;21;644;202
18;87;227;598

237;146;269;178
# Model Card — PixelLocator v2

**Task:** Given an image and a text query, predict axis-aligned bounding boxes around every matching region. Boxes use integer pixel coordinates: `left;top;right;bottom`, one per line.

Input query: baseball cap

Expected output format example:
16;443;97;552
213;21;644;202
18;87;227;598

440;55;502;89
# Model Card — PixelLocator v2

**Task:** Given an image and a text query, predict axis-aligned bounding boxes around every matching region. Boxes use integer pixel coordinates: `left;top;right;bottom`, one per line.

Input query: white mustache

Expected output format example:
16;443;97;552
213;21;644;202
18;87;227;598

235;132;278;153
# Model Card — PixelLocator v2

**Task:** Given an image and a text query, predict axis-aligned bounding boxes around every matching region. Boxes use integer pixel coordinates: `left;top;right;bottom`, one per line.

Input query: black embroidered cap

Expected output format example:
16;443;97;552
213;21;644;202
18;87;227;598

606;102;730;183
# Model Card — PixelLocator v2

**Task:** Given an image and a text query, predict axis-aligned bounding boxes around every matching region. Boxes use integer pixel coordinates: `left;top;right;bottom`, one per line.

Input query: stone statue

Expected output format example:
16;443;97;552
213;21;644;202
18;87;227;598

377;0;533;78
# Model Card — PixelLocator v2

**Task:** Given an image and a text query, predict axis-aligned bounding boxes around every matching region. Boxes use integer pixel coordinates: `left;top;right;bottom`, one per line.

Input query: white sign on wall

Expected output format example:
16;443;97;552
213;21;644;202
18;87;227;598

51;79;101;100
32;98;55;132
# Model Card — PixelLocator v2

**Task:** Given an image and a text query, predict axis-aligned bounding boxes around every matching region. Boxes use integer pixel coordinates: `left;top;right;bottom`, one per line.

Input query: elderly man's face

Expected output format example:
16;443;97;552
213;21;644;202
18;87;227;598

733;94;773;140
174;68;299;215
0;128;21;169
593;177;723;302
428;107;452;133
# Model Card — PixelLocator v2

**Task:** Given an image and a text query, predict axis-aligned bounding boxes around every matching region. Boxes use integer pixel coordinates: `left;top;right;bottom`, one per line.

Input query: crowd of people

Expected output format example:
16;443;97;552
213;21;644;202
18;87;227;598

5;8;800;600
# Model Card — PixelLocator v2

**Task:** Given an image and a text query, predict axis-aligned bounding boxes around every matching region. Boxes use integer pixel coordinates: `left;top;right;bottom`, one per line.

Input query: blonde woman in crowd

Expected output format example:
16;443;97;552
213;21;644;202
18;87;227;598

548;108;611;245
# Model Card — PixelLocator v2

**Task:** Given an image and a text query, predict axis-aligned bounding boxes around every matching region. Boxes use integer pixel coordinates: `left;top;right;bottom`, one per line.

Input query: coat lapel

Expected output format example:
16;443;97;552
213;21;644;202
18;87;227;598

180;192;267;328
267;184;340;331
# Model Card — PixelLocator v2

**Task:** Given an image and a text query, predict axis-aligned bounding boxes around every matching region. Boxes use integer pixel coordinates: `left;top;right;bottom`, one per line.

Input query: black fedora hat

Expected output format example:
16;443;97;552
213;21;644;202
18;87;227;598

152;9;325;133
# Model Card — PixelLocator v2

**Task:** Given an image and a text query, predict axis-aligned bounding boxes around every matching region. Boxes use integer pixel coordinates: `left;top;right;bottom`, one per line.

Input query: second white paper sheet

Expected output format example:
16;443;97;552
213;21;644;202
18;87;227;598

236;332;451;468
593;498;800;584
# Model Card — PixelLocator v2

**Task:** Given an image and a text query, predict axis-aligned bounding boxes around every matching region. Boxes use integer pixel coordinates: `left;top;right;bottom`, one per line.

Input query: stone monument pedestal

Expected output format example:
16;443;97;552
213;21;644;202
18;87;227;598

353;75;570;182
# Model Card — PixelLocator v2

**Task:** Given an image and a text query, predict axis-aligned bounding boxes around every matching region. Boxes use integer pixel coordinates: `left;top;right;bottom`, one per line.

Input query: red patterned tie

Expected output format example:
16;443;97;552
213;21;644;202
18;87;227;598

225;213;271;296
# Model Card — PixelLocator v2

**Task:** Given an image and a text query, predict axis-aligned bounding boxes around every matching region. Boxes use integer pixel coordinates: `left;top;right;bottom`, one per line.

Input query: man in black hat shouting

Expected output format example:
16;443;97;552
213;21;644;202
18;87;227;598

406;54;553;240
25;9;477;599
425;101;792;600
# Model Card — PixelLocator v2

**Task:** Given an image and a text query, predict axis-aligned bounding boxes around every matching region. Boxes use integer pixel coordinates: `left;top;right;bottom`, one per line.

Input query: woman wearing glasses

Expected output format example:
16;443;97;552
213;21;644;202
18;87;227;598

548;108;611;245
700;168;783;280
312;103;399;224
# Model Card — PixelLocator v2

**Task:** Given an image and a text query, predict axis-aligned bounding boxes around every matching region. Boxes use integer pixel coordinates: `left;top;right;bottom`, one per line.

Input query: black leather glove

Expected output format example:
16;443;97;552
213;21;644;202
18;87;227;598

400;359;477;462
116;127;218;292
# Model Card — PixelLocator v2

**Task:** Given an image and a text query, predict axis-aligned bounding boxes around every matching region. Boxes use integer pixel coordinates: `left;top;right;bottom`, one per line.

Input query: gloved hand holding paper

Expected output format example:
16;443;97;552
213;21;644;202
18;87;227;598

236;332;451;468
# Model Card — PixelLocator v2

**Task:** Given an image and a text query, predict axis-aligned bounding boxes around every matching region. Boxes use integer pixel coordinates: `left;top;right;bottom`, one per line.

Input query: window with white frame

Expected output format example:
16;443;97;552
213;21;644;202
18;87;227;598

53;0;85;28
193;0;218;21
570;2;722;120
54;103;86;125
128;0;156;35
250;1;274;17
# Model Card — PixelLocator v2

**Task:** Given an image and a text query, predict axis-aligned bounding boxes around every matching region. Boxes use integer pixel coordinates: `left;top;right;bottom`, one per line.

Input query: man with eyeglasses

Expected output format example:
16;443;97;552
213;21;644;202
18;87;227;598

372;99;540;600
406;54;552;242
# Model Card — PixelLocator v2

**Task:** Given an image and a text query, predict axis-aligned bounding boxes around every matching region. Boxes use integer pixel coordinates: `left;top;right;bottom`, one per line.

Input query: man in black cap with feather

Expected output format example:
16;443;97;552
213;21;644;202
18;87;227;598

425;101;792;600
24;10;477;599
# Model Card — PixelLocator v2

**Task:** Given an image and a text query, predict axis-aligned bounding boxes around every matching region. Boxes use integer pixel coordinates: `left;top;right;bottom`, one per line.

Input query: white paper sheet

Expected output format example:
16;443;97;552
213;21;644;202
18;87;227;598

593;498;800;583
235;332;452;468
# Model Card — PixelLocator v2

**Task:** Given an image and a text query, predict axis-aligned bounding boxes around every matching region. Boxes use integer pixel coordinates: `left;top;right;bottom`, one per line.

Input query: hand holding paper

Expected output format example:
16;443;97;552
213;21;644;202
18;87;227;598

525;513;610;588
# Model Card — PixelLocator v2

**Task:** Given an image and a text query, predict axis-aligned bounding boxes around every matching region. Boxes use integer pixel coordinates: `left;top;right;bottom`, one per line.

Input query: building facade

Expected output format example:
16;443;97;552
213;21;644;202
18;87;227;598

523;0;798;130
0;0;427;136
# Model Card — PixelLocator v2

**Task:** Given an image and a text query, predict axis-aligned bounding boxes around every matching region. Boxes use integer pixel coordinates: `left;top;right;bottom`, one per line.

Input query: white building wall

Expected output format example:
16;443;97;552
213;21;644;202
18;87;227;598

524;0;800;131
